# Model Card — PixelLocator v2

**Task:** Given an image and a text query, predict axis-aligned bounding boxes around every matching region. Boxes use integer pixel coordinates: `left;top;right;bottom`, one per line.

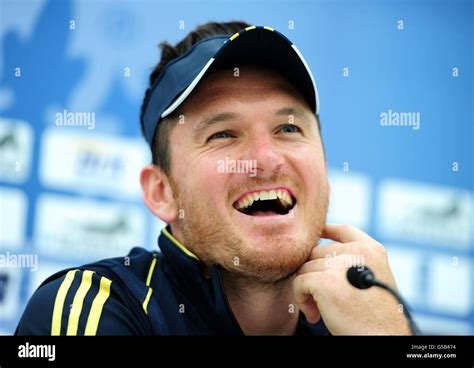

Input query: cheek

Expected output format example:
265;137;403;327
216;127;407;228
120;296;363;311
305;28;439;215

192;157;228;203
172;140;228;206
292;146;327;190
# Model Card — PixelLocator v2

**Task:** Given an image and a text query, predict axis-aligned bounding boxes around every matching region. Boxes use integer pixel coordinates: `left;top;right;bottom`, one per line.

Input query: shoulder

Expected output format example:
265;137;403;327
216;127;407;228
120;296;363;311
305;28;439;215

16;247;158;336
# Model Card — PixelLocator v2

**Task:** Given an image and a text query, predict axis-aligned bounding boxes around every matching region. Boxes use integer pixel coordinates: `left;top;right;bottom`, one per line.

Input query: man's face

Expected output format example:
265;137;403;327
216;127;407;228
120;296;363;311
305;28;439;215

167;66;329;283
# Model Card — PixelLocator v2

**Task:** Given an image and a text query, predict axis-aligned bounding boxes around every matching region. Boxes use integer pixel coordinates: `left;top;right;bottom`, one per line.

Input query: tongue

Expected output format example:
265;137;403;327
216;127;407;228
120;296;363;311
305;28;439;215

249;210;278;216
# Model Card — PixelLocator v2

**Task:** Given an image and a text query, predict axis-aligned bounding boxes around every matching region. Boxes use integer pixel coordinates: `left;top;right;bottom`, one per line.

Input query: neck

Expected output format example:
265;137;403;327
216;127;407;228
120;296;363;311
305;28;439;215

221;271;300;335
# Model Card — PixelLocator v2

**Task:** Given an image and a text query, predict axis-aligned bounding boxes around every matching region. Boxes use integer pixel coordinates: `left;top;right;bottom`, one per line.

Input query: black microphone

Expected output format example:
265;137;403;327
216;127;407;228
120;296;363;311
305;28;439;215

347;266;421;335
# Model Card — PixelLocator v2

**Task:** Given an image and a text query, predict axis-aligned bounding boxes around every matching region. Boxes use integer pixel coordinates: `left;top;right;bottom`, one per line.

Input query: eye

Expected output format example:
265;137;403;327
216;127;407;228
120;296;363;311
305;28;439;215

279;124;302;134
207;131;233;141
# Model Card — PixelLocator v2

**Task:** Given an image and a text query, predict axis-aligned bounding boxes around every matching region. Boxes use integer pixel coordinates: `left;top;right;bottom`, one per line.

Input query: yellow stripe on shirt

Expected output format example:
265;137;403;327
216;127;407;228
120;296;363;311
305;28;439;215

84;276;112;336
143;256;157;314
51;269;79;336
142;288;153;315
146;257;157;287
162;228;199;260
66;270;94;336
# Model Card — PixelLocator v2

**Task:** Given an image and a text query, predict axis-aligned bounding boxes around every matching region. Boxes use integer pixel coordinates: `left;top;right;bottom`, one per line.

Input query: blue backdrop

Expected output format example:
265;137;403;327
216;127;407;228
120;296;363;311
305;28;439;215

0;0;472;335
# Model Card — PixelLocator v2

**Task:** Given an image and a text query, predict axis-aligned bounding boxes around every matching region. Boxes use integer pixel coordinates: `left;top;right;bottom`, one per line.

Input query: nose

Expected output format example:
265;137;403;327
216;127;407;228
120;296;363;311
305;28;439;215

247;132;285;177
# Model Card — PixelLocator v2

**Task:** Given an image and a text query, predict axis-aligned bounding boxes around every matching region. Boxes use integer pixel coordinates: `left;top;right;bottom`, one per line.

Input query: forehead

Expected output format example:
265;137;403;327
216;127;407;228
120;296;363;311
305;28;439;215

179;65;311;114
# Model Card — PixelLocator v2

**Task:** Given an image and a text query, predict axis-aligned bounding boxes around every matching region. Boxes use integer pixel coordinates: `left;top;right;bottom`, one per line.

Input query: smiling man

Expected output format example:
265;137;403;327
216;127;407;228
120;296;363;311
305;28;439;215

16;21;410;336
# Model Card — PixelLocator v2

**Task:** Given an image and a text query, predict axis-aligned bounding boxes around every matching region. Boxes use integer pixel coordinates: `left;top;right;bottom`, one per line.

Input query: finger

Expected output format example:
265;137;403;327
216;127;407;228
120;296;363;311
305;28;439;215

321;224;372;243
297;258;329;276
302;298;320;324
311;242;342;258
311;241;358;260
293;273;323;324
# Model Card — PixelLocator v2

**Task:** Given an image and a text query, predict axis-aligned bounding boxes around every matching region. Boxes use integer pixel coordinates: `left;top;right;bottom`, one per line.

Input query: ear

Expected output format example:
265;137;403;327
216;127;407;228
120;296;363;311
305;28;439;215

325;163;331;198
140;165;178;223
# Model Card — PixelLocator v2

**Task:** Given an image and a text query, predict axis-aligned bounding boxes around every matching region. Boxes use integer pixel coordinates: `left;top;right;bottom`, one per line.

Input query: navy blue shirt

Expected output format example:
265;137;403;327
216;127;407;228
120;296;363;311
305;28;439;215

16;227;330;336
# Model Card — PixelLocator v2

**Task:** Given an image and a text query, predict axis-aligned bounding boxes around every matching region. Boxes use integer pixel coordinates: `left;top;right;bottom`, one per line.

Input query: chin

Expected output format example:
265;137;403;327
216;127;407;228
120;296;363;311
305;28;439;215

237;259;303;283
244;231;311;256
233;238;312;282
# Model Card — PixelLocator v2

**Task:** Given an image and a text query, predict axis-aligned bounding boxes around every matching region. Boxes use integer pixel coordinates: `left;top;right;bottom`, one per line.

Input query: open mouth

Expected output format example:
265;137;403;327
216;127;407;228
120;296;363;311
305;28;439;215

233;189;297;216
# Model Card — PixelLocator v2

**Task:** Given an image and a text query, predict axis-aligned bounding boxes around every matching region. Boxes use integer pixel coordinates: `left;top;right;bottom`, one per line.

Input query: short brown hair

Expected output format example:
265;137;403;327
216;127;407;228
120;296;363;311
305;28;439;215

140;21;250;175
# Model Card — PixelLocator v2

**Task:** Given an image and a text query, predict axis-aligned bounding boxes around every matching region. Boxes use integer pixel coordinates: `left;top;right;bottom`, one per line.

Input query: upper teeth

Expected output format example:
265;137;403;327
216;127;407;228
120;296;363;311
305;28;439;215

235;189;294;210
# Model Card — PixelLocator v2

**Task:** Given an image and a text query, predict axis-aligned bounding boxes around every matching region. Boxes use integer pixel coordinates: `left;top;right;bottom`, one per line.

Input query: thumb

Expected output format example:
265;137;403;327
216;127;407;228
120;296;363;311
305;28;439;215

293;273;321;324
301;297;320;324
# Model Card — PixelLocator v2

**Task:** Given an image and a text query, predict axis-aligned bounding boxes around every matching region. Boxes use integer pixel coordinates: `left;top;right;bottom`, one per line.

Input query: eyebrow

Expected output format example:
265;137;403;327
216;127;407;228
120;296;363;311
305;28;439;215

193;106;314;139
194;112;240;136
274;107;313;126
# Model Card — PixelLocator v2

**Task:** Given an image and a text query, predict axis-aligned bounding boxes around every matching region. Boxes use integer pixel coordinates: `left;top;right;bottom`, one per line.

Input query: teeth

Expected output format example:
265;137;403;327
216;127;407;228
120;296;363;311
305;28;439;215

247;196;255;207
235;189;294;210
243;197;251;208
281;192;293;207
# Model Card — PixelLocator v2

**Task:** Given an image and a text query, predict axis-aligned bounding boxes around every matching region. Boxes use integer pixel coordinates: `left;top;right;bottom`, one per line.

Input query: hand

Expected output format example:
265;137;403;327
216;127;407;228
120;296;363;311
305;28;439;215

293;224;411;335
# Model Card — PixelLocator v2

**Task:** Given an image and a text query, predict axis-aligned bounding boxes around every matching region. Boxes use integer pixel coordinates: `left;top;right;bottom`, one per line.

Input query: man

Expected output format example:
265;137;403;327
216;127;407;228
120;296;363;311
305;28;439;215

16;21;410;335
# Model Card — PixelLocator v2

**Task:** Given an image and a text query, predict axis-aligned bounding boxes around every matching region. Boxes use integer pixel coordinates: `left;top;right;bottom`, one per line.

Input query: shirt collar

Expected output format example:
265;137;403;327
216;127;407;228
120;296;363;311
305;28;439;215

158;227;244;335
